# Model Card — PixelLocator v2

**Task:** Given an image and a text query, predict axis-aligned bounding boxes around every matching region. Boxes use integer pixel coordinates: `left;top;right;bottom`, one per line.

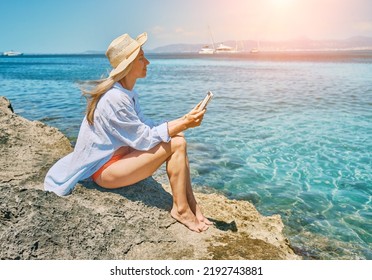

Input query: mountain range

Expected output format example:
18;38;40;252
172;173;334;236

149;36;372;53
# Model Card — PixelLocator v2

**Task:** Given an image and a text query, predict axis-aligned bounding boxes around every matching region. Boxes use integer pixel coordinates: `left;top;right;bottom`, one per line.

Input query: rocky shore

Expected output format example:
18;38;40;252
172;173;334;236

0;96;300;260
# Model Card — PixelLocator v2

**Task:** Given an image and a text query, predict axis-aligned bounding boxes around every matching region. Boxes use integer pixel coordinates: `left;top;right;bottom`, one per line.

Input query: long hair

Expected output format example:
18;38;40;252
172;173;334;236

81;63;133;125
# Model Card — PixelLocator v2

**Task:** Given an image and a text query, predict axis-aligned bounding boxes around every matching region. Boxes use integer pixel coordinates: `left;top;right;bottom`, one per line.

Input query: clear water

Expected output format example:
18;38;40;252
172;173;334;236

1;52;371;259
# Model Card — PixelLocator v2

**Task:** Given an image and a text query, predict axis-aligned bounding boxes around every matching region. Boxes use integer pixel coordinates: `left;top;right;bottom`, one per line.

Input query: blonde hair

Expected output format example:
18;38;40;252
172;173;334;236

81;63;133;125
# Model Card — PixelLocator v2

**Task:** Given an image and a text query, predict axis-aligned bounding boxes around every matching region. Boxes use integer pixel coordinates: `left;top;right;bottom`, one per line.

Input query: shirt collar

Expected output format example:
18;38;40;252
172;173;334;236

113;82;138;99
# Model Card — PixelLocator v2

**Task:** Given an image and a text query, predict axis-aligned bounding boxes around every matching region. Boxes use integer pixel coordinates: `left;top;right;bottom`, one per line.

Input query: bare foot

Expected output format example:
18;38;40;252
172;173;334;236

195;204;214;225
171;207;209;233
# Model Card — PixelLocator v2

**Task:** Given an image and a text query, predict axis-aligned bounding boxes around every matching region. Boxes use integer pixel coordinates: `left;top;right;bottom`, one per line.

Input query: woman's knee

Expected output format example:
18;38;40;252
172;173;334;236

170;135;187;153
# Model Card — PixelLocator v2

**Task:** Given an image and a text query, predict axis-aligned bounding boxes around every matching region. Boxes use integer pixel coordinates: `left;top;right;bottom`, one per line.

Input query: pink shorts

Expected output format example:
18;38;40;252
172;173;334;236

91;154;123;182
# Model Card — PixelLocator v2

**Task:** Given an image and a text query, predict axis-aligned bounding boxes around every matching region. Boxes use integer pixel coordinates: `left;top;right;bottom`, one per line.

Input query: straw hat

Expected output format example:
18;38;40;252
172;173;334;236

105;32;147;77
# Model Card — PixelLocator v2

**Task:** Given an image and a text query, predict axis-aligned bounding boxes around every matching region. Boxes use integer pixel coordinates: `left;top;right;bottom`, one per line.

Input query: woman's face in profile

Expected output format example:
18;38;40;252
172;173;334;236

130;48;150;79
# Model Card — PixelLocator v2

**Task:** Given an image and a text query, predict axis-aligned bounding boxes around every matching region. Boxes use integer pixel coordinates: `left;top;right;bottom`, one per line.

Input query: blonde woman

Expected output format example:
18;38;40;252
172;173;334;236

44;32;211;232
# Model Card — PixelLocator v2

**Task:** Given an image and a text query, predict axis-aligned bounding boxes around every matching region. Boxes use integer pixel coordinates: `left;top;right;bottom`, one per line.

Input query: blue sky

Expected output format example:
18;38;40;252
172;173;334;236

1;0;372;53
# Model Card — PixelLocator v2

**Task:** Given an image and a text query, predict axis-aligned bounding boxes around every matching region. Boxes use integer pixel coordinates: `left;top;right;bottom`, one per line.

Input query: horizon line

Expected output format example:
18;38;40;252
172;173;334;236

2;35;372;55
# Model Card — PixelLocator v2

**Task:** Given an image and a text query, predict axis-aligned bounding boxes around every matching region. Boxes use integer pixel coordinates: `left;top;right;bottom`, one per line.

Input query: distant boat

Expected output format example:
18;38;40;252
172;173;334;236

3;51;23;56
198;45;215;54
215;42;237;54
198;25;216;54
198;25;240;54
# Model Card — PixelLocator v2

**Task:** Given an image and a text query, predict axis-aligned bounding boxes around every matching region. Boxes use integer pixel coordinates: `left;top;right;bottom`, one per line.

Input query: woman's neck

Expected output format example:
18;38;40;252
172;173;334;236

120;76;136;91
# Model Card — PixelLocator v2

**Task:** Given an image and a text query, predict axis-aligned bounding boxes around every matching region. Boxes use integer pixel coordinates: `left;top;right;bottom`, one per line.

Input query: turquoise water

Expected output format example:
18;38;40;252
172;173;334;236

1;52;371;259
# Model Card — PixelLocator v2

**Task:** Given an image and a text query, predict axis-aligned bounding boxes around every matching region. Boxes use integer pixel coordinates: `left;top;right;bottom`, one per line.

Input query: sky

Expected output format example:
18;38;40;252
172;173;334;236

1;0;372;53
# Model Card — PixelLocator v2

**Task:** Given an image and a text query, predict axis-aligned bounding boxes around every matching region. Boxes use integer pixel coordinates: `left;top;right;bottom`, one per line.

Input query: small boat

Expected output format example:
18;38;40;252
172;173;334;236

198;45;215;54
3;51;23;56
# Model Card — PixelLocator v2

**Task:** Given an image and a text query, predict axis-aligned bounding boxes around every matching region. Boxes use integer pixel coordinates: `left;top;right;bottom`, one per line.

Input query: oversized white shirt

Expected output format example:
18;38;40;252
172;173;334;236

44;82;170;196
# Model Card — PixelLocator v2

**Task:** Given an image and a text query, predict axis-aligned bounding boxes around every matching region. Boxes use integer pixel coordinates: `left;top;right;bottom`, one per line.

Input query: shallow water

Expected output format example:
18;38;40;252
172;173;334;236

1;52;371;259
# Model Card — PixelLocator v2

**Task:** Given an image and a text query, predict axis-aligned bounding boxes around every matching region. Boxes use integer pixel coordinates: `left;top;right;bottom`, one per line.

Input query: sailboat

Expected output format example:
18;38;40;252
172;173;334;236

198;45;215;54
198;25;216;54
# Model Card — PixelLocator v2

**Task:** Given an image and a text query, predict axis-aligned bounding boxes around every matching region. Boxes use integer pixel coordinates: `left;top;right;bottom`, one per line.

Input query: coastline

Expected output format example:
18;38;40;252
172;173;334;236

0;95;300;260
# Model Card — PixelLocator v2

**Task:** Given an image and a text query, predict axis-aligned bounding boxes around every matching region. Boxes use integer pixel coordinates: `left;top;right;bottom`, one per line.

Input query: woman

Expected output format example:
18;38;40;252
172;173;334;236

44;32;212;232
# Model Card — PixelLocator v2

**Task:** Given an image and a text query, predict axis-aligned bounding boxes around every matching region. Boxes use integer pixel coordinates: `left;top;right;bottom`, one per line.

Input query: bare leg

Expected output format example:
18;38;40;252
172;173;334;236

185;155;213;225
95;136;208;232
166;137;208;231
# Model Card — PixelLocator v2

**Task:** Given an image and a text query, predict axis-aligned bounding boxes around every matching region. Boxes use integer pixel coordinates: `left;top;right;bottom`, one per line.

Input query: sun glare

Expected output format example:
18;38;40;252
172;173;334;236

269;0;294;8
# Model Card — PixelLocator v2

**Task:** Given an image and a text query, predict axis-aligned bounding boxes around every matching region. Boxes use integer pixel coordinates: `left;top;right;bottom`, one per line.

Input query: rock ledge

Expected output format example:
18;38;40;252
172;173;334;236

0;96;300;260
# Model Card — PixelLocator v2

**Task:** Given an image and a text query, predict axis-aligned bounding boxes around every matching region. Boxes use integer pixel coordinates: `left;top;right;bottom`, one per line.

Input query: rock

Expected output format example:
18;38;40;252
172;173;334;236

0;96;301;260
0;96;72;187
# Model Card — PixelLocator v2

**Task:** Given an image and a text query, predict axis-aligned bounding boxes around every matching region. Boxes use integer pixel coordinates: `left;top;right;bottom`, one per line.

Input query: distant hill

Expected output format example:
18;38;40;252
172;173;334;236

149;44;203;53
81;50;105;55
149;36;372;53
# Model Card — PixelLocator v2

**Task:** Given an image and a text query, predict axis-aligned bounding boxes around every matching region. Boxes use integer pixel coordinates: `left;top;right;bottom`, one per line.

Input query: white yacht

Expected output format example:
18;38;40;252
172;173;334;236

3;51;23;56
215;43;237;53
198;45;215;54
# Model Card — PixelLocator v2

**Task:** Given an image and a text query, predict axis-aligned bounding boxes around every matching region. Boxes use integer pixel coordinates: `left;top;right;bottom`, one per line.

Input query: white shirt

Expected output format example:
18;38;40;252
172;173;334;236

44;82;170;196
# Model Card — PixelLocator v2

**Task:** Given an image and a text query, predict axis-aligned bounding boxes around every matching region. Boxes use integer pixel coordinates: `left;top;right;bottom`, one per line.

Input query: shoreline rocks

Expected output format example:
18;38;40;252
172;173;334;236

0;96;300;260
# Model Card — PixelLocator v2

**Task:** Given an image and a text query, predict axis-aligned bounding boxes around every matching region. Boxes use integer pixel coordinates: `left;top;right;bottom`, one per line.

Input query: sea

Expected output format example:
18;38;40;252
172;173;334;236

1;51;371;259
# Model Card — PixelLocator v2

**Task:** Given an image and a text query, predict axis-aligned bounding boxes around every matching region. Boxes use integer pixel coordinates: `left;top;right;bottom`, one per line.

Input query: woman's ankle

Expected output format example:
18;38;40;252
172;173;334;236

172;203;191;215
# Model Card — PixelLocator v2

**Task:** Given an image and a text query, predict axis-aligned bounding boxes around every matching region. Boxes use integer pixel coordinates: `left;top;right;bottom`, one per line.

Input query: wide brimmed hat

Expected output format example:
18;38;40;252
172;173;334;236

105;32;147;77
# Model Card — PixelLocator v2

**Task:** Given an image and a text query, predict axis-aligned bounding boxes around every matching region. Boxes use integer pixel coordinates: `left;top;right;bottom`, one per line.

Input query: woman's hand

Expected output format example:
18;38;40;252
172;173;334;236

183;102;206;128
166;102;207;137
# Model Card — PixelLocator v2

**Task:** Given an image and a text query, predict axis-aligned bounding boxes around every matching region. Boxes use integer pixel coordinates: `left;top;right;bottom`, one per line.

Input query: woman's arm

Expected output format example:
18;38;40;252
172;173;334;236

167;103;206;137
